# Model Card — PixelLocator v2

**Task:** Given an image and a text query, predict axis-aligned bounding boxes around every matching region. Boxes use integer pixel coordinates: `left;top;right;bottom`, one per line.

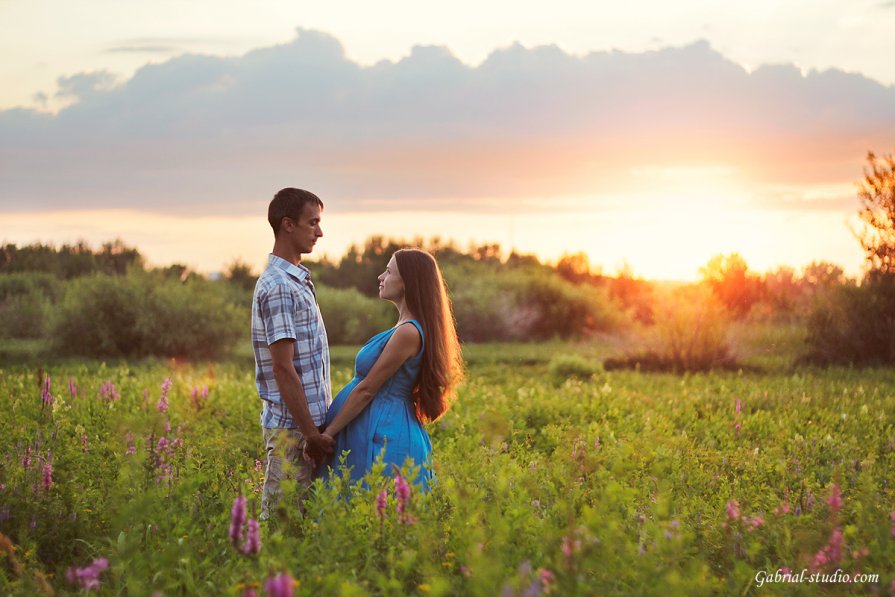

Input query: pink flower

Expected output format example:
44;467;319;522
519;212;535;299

69;377;77;399
264;573;294;597
735;400;741;415
157;378;172;413
812;527;844;571
41;375;53;408
66;557;109;591
726;500;740;520
255;459;263;472
41;454;53;491
539;568;555;591
561;536;581;557
243;588;259;597
157;437;169;452
22;447;32;469
749;515;764;530
394;474;411;514
82;434;89;453
164;420;171;434
125;433;136;456
774;502;791;515
229;495;246;544
376;489;388;519
242;518;261;555
827;484;843;513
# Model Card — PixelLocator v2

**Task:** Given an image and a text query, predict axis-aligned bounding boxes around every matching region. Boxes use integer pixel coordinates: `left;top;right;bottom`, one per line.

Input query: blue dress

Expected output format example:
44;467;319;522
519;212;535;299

323;320;434;491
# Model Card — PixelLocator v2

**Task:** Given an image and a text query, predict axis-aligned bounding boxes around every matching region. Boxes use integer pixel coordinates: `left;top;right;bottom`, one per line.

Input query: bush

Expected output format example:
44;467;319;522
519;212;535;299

804;274;895;365
605;286;738;372
50;272;242;358
316;285;393;345
0;273;61;338
547;354;601;384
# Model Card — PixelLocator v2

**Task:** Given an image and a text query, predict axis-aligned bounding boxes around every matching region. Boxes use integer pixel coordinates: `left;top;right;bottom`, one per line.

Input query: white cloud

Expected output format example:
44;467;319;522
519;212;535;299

1;29;893;215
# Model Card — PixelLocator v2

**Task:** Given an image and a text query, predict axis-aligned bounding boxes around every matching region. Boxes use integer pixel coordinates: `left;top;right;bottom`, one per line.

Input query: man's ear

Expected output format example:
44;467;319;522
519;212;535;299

280;216;294;233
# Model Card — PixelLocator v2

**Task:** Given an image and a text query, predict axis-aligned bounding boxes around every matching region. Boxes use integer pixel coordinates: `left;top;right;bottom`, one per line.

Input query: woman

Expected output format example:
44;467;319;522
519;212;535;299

319;248;463;490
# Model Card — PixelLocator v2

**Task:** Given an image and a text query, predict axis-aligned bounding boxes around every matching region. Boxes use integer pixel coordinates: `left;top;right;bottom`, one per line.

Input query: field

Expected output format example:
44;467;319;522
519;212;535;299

2;332;895;595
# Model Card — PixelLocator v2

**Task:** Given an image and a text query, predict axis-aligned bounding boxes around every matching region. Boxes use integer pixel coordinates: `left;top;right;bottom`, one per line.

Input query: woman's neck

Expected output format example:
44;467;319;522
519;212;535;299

395;299;416;324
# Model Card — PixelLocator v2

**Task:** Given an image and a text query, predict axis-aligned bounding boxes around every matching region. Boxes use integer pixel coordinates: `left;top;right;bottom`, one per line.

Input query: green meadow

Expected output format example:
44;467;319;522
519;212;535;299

2;331;894;596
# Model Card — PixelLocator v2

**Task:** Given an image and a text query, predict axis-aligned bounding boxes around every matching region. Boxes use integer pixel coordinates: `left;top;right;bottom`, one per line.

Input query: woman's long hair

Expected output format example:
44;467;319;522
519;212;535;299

395;249;464;423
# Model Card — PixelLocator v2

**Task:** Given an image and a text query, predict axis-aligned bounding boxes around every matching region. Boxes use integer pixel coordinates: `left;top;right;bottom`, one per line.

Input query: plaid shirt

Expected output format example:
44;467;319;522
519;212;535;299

252;254;331;428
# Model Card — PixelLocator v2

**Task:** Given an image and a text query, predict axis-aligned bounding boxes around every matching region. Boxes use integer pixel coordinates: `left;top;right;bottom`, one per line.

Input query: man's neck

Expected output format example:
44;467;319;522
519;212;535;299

271;241;302;266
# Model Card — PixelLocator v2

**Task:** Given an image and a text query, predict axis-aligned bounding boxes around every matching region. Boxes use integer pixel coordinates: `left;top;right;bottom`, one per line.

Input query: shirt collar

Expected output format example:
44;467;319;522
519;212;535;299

268;254;310;282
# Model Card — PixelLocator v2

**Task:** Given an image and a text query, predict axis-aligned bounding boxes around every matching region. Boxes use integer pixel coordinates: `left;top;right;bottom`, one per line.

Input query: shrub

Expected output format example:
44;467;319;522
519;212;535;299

0;273;61;338
605;285;738;372
50;272;242;358
547;354;601;384
316;285;393;345
803;273;895;365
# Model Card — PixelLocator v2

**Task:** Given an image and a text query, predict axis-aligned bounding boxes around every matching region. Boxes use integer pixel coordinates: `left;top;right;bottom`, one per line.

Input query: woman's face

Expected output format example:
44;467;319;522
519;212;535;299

378;254;405;302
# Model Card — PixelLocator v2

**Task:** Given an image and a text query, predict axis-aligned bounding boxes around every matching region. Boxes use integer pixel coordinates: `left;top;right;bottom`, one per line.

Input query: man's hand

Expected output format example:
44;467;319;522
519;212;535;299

304;432;335;466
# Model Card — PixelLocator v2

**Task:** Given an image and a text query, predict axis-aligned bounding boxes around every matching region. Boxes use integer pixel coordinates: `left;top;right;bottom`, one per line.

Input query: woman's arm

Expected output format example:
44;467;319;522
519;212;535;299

324;324;421;438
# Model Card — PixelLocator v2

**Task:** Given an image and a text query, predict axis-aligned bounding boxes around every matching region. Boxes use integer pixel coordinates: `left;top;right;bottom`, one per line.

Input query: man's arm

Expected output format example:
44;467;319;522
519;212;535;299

269;339;334;461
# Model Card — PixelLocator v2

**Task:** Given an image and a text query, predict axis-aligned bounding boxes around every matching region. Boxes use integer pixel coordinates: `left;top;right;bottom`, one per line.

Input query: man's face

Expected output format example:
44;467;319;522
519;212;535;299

287;202;323;255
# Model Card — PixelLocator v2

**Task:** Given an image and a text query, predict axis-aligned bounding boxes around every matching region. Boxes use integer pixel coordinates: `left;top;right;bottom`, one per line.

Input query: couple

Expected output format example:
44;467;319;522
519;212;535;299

252;188;463;520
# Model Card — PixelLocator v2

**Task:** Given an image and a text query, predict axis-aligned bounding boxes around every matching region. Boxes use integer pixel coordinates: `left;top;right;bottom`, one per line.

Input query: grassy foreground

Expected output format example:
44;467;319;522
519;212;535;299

1;341;894;595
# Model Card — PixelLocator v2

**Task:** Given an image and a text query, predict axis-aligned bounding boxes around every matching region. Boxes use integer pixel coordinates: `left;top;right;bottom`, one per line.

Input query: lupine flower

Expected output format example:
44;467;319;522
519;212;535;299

69;377;77;399
243;588;259;597
812;527;844;571
41;375;53;408
230;495;247;544
376;489;388;519
749;515;764;530
157;378;172;413
726;500;741;520
538;568;555;593
66;557;109;591
157;437;169;452
735;400;741;414
827;484;843;513
164;420;172;434
125;433;136;456
41;454;53;491
264;573;295;597
22;447;32;469
243;518;261;555
99;381;119;402
82;434;89;453
561;536;581;557
394;474;411;513
774;502;791;515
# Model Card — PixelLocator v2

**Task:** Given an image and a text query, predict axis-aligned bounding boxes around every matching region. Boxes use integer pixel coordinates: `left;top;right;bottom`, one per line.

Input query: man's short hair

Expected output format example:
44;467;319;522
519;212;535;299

268;188;324;236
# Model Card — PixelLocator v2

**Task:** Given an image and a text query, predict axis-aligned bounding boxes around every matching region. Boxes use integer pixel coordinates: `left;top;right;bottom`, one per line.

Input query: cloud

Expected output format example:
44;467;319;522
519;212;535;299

1;29;893;215
105;45;182;55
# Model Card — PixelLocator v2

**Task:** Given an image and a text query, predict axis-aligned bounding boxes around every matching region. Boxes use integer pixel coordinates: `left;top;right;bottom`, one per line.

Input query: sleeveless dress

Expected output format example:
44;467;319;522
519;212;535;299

323;320;434;491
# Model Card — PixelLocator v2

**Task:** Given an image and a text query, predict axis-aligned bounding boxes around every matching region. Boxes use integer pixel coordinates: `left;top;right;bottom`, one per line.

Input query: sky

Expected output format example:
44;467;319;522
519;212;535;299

2;0;894;280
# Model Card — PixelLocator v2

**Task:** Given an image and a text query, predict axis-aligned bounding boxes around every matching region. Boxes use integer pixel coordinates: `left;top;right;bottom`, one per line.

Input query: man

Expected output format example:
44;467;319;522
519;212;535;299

253;187;334;520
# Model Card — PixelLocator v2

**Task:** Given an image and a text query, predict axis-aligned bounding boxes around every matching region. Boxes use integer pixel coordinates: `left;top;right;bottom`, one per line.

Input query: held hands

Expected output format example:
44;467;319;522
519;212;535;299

303;431;335;467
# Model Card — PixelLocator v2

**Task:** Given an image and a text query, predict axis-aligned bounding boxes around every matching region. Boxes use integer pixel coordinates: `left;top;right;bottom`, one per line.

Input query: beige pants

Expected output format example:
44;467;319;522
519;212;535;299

260;427;313;521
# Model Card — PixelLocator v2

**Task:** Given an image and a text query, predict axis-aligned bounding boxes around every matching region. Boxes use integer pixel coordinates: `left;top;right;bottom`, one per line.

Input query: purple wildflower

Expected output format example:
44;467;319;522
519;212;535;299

157;437;169;452
726;500;741;520
41;375;53;408
394;474;411;513
243;518;261;555
42;454;53;491
125;433;136;456
264;573;294;597
812;527;844;571
561;536;581;558
827;483;843;513
376;489;388;519
66;557;109;591
69;377;77;399
157;378;172;413
229;495;247;544
22;447;32;469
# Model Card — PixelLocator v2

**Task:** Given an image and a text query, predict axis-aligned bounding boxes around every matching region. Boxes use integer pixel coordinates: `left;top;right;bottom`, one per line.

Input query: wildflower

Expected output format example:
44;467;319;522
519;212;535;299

376;489;388;519
99;381;119;401
749;515;764;530
243;518;261;555
561;536;581;557
69;377;77;399
243;589;259;597
157;378;172;413
539;568;555;593
726;500;740;520
394;474;411;513
255;459;263;472
157;437;169;452
125;433;136;456
812;527;844;571
774;502;791;515
66;557;109;591
41;375;53;408
82;434;89;453
827;483;843;513
164;419;171;434
735;400;741;414
229;495;247;544
42;454;53;491
22;447;32;469
532;499;541;508
263;572;294;597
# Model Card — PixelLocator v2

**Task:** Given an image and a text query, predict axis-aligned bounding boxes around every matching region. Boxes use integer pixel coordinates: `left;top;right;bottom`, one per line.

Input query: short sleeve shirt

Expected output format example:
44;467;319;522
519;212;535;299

252;254;331;428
